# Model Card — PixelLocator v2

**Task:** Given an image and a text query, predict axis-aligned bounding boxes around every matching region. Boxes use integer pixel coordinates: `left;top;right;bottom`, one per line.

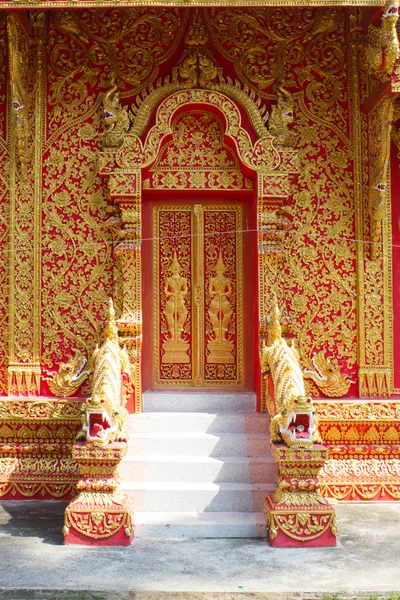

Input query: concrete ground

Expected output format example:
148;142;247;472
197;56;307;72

0;501;399;598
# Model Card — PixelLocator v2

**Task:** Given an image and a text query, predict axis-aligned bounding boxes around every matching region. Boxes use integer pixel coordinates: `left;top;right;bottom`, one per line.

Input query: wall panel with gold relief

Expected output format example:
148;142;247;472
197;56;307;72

153;204;243;387
0;14;8;395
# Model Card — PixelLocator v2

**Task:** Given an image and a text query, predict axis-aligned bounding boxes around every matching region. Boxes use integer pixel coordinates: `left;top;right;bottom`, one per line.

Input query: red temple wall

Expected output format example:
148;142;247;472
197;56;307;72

37;8;359;396
0;8;398;501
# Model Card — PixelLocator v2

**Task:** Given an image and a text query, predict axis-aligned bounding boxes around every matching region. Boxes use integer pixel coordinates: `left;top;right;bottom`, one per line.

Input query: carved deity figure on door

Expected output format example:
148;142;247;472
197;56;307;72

207;252;234;364
162;252;190;364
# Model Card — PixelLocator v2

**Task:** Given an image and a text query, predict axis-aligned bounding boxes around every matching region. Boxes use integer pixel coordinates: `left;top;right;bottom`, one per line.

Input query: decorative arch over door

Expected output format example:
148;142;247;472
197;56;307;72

99;87;297;412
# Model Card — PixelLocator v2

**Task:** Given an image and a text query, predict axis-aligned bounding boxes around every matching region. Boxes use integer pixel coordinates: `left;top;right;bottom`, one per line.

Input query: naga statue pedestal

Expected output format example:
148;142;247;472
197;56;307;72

264;443;336;548
63;441;133;546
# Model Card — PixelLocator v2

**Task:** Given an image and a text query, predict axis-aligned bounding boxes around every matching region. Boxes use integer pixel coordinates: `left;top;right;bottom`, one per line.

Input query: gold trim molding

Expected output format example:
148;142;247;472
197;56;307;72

0;1;388;7
315;399;400;421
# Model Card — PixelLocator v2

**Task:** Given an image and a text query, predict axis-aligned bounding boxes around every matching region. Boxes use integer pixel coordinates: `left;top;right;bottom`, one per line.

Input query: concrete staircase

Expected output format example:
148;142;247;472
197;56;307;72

120;392;277;538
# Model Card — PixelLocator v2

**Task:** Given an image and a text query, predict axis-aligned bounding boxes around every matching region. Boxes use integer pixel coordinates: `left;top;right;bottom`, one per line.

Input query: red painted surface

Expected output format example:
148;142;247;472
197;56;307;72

64;527;133;547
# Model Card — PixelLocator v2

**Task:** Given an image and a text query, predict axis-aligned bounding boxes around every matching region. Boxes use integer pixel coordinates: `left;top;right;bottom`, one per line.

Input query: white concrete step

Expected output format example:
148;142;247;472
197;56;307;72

133;511;267;538
127;432;269;457
128;412;269;434
143;392;256;413
121;481;275;512
120;455;278;483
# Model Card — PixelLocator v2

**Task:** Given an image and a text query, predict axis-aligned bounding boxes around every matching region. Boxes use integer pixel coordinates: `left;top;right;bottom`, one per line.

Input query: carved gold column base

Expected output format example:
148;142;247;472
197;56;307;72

63;442;133;546
264;443;336;548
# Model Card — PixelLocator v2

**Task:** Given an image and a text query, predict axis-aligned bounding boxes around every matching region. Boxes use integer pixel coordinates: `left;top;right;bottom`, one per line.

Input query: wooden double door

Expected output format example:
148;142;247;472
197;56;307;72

152;203;244;387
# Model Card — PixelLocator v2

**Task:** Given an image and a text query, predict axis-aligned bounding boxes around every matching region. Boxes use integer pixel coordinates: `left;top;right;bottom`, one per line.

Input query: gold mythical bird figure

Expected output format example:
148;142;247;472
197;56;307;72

260;300;321;447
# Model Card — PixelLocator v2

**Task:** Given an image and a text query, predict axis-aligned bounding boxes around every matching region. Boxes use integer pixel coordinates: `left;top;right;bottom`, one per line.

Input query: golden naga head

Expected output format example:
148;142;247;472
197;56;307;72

280;395;317;448
383;0;399;20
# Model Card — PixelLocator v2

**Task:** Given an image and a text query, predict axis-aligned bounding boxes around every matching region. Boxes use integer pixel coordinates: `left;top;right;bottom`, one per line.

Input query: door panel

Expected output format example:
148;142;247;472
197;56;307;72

153;203;243;387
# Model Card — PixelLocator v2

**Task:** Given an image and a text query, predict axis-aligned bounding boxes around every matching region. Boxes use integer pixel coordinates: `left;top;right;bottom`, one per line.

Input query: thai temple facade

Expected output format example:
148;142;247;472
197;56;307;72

0;0;399;545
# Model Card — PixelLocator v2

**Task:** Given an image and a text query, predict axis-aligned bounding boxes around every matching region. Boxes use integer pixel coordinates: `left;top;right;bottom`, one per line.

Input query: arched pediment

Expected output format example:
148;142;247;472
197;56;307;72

113;88;286;172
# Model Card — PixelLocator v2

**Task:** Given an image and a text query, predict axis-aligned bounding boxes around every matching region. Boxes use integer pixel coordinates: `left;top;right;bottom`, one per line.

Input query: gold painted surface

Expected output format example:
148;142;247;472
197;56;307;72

0;14;8;396
260;302;321;447
315;399;400;421
0;398;83;420
7;13;45;395
153;204;243;387
207;253;234;364
42;10;188;388
154;206;193;384
250;8;357;404
353;10;394;397
204;206;243;383
77;300;130;446
362;0;399;82
162;254;190;364
0;1;388;8
45;350;92;398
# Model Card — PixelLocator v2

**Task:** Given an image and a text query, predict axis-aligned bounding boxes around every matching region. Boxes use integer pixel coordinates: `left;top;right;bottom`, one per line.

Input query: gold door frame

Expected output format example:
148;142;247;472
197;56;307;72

153;203;244;387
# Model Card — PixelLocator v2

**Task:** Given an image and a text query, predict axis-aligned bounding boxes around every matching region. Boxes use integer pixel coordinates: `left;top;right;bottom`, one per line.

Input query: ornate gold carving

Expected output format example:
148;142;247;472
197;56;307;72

260;301;320;447
265;509;336;543
315;399;400;421
0;0;391;7
162;253;190;365
64;509;132;540
193;204;204;386
103;81;130;149
203;206;243;384
153;204;243;386
264;443;336;546
47;9;186;131
7;15;29;181
154;206;193;384
78;300;130;446
304;351;353;397
0;399;83;420
362;0;399;81
268;86;295;148
367;96;393;261
207;252;234;364
351;9;394;396
45;350;92;398
7;13;45;396
205;8;346;122
63;441;133;544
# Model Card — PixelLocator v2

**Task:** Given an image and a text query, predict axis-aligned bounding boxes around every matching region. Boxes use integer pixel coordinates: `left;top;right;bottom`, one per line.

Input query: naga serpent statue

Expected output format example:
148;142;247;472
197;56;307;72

260;301;321;447
78;299;131;446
